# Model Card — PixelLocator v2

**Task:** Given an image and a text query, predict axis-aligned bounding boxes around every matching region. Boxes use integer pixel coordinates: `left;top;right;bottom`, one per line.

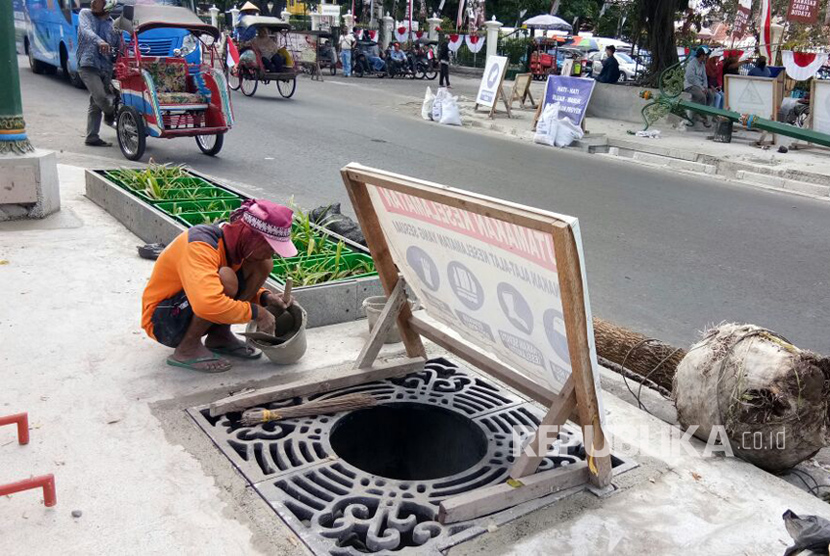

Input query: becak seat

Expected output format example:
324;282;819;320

144;60;208;108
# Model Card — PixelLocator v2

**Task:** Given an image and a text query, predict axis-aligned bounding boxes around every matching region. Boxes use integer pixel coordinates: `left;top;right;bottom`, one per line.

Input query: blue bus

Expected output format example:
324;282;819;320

24;0;200;88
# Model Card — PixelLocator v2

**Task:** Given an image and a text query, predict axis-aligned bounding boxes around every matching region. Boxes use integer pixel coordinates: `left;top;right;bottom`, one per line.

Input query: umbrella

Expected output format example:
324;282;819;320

563;36;600;50
522;14;573;32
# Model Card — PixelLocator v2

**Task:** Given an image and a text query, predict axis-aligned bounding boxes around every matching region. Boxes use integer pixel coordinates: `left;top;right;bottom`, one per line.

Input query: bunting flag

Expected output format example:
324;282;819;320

226;36;240;69
415;31;425;40
394;26;408;43
723;49;744;59
759;0;773;62
732;0;751;39
465;34;484;53
781;51;829;81
447;33;464;52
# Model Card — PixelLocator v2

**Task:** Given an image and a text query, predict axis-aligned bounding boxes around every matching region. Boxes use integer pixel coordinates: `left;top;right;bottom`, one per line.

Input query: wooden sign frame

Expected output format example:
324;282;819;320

509;73;536;109
210;164;613;524
474;56;513;119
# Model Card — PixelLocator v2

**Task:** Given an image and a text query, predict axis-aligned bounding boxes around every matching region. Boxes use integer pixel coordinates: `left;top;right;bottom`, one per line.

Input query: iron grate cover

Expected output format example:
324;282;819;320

189;358;619;555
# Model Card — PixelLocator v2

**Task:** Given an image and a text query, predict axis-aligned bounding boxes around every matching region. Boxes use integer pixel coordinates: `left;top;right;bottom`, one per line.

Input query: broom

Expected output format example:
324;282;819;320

239;393;377;426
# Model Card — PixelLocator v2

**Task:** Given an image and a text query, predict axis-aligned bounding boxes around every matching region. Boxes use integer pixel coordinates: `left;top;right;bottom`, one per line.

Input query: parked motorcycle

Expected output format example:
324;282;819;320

352;41;387;78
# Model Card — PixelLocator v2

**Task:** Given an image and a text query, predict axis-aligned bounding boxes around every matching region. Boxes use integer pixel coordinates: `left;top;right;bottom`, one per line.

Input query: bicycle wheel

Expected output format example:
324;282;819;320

228;66;241;91
240;71;258;97
277;77;296;98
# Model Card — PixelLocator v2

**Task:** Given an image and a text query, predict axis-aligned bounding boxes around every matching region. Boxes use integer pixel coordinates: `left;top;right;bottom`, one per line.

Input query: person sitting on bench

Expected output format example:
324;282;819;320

252;28;285;73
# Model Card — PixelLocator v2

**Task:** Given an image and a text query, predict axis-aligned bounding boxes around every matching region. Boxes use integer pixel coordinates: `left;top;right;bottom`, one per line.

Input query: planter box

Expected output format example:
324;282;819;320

270;253;376;286
85;169;384;328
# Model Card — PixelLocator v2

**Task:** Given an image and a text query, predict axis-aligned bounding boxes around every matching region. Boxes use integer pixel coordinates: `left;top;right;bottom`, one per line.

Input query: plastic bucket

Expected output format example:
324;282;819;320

362;296;418;344
245;303;308;364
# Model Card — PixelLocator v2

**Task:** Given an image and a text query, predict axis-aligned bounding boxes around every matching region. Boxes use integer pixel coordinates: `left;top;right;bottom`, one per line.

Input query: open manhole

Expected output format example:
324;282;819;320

330;403;488;481
189;358;634;554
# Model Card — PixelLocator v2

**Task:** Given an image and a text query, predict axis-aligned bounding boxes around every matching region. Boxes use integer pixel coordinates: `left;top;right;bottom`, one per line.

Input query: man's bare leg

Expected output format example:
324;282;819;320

169;268;238;371
205;261;270;353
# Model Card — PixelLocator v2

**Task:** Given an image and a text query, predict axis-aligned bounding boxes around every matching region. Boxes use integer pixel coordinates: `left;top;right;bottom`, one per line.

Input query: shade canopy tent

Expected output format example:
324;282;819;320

522;14;573;32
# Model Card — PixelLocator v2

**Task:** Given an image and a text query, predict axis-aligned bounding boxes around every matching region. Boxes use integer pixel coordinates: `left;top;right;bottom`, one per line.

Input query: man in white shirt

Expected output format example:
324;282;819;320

338;30;356;77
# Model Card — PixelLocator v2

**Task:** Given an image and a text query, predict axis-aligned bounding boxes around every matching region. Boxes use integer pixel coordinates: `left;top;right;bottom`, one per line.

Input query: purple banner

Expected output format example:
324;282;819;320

543;76;596;126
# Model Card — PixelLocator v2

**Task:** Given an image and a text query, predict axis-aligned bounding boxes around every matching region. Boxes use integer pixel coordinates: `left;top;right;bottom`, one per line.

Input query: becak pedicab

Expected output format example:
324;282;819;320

227;16;300;98
113;4;233;161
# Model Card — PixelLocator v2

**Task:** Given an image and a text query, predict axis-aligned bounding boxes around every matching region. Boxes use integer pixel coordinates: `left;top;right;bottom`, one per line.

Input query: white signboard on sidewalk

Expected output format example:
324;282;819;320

475;55;508;108
363;176;602;401
812;80;830;135
725;74;780;120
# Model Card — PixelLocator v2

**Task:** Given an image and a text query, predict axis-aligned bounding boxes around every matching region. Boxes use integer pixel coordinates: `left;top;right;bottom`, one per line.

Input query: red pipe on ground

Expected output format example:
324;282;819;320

0;474;56;507
0;412;29;445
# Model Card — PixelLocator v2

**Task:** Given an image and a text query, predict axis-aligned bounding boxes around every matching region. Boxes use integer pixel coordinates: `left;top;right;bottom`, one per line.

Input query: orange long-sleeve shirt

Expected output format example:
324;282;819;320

141;225;266;340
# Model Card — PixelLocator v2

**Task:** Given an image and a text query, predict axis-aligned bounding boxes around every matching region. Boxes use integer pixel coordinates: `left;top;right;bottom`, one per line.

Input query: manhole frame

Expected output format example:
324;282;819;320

188;358;636;555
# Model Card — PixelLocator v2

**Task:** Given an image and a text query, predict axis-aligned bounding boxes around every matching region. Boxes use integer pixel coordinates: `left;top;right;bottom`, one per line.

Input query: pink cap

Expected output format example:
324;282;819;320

240;200;298;258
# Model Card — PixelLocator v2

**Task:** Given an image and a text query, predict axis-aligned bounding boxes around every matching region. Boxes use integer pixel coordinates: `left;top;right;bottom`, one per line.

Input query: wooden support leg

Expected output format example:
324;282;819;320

356;278;408;369
509;377;576;479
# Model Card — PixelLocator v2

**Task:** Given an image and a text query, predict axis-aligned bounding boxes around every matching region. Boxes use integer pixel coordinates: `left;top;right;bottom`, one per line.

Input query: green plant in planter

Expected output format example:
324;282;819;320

290;200;345;258
279;246;375;286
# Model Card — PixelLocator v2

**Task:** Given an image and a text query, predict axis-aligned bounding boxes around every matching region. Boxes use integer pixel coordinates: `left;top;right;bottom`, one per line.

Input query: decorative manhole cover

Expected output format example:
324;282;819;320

189;358;627;554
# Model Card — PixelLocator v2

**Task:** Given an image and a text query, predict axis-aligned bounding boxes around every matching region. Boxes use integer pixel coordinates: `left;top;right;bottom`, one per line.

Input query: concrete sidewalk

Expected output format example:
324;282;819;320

1;165;828;555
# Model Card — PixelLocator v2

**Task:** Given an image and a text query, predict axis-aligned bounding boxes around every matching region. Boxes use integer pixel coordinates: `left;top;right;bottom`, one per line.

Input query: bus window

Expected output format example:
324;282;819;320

59;0;71;23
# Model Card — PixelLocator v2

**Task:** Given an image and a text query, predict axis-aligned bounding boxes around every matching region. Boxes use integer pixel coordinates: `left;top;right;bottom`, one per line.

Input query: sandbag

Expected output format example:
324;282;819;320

533;102;560;147
432;87;448;122
554;117;584;148
309;203;367;246
439;95;462;126
673;323;830;472
422;86;435;121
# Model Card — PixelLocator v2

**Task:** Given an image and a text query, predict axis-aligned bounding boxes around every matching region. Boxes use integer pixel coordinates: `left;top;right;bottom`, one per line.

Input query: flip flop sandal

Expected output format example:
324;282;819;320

210;345;263;360
166;355;232;373
138;243;166;260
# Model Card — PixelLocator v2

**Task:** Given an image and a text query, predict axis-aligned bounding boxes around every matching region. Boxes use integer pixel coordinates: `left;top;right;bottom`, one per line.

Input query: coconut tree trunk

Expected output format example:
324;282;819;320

550;0;561;15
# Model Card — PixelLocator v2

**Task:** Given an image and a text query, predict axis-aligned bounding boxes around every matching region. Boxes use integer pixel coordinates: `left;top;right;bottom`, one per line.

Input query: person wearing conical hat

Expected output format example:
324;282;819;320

235;1;261;42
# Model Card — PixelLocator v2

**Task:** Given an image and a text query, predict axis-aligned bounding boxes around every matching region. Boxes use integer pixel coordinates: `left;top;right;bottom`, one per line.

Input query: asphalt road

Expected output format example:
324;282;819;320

18;58;830;353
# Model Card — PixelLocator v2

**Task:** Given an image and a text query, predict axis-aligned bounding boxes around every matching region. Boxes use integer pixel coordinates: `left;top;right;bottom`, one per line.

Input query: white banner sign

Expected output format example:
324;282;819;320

725;75;776;120
475;55;508;108
813;80;830;135
365;183;602;399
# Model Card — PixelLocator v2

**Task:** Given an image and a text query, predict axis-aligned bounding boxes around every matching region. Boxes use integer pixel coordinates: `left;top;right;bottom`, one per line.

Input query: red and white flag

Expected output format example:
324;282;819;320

226;36;240;69
367;30;378;42
781;51;829;81
759;0;773;62
465;34;484;53
394;26;408;43
447;33;463;52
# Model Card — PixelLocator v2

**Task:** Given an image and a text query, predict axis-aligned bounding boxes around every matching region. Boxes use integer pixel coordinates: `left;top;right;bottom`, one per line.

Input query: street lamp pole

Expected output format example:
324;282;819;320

0;0;33;155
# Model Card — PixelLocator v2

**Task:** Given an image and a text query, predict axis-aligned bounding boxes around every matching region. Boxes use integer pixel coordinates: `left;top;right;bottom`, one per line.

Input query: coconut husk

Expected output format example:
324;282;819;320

673;323;830;472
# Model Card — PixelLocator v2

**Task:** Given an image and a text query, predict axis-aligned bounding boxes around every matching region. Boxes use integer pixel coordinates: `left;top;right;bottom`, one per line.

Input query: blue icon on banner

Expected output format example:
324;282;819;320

406;246;440;291
497;283;533;335
543;308;570;365
448;261;484;310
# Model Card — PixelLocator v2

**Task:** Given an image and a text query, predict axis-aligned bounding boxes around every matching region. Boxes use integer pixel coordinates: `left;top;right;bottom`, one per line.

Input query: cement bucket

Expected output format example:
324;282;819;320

362;296;418;344
246;303;308;364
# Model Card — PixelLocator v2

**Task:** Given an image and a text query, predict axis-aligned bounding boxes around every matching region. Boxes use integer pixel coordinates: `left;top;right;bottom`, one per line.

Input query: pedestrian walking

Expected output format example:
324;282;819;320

684;46;713;127
76;0;120;147
438;37;451;88
339;29;355;77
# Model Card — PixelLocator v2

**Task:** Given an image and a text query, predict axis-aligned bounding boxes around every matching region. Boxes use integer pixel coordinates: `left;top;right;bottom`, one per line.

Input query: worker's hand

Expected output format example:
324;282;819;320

99;42;111;55
267;293;294;311
255;306;276;335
